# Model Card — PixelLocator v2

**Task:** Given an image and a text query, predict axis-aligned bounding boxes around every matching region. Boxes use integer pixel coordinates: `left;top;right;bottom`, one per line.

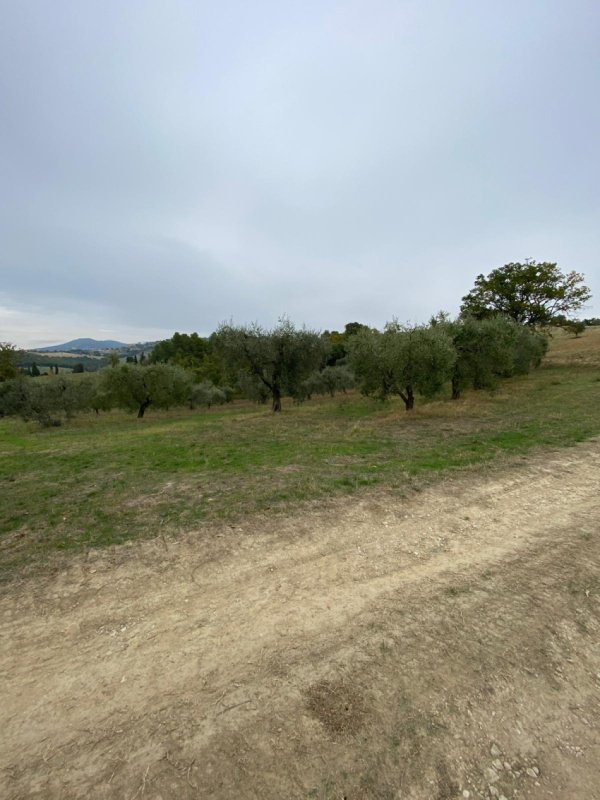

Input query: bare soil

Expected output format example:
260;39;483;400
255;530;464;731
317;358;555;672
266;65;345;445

1;442;599;799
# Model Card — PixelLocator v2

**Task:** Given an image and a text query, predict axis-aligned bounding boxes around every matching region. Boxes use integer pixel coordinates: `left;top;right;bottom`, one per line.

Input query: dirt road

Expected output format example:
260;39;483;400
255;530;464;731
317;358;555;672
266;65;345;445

1;442;599;799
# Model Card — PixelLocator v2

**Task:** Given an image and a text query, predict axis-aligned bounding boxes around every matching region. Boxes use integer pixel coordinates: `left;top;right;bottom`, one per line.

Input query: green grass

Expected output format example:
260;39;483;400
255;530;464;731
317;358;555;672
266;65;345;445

1;361;599;580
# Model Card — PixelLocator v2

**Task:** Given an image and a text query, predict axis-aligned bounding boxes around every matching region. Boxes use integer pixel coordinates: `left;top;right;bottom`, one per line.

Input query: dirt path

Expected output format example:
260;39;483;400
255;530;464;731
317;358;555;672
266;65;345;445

1;442;599;799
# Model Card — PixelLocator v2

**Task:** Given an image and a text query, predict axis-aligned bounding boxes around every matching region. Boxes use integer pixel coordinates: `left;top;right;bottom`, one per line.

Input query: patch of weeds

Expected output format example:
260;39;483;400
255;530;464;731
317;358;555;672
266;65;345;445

444;584;472;597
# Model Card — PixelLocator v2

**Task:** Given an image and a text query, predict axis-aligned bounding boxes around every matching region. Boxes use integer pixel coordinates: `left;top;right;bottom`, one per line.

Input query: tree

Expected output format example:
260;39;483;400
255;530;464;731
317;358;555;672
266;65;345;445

321;322;370;366
445;316;520;399
237;372;271;404
100;363;193;417
189;380;226;409
0;342;19;382
562;320;586;338
0;373;101;426
0;377;28;417
216;318;326;411
511;327;548;375
461;260;591;326
313;365;356;397
348;322;456;410
150;332;230;387
433;314;549;399
150;332;207;368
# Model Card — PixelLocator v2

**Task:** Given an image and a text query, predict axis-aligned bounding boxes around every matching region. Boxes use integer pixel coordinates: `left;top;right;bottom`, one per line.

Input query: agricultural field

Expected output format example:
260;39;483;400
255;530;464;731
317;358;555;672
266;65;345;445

1;328;599;799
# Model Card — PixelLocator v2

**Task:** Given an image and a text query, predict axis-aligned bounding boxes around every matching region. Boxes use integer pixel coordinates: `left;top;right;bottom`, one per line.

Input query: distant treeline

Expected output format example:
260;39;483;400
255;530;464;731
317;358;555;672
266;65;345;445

17;352;108;372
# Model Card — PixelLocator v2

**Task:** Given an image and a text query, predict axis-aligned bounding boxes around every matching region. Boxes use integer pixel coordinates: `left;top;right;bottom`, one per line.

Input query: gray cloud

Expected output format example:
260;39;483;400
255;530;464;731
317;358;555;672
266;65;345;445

1;0;599;347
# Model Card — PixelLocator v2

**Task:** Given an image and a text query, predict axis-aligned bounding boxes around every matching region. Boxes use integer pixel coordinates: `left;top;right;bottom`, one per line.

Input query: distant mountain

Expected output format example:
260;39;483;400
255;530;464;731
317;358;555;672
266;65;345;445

36;338;129;352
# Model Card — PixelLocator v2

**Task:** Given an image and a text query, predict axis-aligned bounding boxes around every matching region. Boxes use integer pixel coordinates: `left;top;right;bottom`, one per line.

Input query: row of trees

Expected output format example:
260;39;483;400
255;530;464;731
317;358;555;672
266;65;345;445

0;313;548;424
349;315;547;410
0;261;591;423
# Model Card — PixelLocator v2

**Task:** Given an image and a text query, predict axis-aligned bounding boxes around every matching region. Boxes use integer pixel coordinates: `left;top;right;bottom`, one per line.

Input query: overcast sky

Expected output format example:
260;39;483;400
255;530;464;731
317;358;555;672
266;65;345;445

1;0;599;347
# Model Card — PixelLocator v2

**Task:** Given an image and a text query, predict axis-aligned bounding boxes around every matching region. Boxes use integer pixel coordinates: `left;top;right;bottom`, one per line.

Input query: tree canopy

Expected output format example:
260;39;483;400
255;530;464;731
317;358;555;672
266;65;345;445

460;260;591;326
216;318;326;411
150;331;207;367
0;342;19;382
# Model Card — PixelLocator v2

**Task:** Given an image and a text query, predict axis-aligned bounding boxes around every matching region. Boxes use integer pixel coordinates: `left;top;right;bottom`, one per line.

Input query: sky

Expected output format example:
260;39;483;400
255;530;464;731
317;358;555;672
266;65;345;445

1;0;599;348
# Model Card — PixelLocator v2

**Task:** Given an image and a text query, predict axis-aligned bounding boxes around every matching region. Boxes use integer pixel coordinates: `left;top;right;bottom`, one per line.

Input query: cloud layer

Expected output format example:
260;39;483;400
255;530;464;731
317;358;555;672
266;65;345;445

1;0;599;347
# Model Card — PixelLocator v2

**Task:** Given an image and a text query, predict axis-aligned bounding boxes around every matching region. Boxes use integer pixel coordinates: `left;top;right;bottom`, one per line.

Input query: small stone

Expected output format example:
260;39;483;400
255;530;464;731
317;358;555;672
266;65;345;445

499;796;509;800
526;767;538;778
485;767;499;783
462;792;471;799
489;786;499;797
490;744;502;757
492;759;503;771
503;762;512;771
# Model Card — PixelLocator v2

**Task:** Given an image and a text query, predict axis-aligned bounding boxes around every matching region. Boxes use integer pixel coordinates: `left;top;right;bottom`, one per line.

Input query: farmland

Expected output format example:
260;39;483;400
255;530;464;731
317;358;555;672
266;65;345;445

0;328;599;799
1;328;599;580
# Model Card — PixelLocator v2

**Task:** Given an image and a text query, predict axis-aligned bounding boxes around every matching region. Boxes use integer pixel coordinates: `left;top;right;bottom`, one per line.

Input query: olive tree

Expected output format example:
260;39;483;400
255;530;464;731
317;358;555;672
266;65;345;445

189;380;226;409
348;322;456;410
216;318;326;411
0;373;100;426
316;365;355;397
432;314;549;399
100;363;192;417
445;316;520;399
511;326;548;375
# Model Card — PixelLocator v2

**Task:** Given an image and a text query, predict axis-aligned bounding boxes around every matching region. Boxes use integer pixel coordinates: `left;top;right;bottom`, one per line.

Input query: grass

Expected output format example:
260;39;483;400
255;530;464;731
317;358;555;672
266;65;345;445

1;329;599;580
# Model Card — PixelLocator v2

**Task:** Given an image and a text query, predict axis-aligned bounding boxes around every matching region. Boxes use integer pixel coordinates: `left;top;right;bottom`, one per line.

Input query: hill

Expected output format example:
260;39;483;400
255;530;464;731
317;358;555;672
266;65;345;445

37;338;128;352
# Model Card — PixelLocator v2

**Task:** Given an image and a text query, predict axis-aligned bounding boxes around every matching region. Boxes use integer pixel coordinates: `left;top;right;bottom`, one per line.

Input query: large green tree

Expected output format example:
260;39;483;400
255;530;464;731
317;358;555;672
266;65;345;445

461;260;591;326
216;318;326;411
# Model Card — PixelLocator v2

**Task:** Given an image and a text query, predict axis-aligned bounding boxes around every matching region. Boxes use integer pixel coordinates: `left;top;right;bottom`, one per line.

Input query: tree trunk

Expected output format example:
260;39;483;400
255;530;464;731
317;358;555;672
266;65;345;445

451;376;461;400
399;386;415;411
271;387;282;412
137;396;152;418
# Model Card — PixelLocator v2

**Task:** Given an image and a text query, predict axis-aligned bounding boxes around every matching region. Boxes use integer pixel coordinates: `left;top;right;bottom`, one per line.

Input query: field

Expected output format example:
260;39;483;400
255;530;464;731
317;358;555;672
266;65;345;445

1;328;599;798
